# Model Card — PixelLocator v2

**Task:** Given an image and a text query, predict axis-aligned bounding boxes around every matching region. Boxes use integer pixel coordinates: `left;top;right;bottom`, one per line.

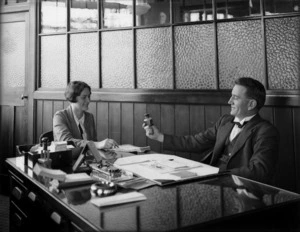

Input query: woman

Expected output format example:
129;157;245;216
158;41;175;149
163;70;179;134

53;81;118;150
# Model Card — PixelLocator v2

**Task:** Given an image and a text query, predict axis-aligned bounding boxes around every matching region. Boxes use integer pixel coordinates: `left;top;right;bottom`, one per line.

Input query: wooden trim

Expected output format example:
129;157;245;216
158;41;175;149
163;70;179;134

0;3;29;14
33;89;300;107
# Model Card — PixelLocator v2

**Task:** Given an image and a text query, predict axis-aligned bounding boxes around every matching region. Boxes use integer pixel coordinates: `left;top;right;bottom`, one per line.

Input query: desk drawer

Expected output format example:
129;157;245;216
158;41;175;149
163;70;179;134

10;200;28;232
10;173;29;211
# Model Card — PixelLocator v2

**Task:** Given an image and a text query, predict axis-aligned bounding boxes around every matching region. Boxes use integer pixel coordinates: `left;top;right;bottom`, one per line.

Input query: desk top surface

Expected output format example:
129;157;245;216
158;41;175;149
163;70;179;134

7;156;300;232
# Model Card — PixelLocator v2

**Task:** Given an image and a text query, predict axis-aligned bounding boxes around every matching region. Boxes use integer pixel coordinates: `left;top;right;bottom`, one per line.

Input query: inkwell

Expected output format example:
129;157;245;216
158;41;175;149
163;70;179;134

38;137;52;168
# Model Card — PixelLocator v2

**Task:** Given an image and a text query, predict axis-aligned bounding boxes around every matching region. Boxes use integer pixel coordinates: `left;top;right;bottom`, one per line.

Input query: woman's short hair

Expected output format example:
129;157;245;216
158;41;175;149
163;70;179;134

65;81;91;103
235;77;266;110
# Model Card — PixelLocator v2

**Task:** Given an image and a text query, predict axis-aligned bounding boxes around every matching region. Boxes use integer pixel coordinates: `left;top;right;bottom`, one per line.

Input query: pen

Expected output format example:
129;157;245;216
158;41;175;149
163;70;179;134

118;160;151;166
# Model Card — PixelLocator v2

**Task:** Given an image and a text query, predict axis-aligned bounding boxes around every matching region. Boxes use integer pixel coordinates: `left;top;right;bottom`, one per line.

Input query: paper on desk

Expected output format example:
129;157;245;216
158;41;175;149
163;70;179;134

109;144;150;153
114;154;219;185
90;191;146;207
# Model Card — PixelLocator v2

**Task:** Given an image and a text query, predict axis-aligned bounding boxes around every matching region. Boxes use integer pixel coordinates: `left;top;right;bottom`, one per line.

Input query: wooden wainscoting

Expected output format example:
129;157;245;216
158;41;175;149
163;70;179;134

35;100;300;193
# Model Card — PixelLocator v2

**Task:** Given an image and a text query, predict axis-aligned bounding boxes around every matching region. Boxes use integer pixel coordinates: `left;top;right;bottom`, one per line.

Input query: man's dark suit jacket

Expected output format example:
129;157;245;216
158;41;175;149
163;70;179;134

163;114;279;184
53;106;97;148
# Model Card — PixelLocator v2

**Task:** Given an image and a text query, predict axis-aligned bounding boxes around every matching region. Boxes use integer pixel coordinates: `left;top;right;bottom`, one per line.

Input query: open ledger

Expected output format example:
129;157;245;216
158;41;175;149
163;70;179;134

114;154;219;186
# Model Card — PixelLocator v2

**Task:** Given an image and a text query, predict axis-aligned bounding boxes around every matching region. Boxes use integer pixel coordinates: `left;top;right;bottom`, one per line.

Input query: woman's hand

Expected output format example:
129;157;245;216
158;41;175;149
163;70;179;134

95;138;119;150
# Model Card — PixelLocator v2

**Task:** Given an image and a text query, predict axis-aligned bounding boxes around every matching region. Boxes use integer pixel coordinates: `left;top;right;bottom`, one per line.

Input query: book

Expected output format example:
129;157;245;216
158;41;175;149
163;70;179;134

90;191;146;207
57;173;97;189
33;163;67;181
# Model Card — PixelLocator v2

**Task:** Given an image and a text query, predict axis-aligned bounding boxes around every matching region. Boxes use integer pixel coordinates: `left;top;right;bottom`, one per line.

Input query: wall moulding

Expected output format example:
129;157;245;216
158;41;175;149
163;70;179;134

33;89;300;107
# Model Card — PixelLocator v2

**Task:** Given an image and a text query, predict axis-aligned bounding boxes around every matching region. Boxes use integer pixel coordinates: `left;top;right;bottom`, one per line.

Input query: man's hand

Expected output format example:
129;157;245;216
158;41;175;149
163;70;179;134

144;125;164;142
94;139;119;150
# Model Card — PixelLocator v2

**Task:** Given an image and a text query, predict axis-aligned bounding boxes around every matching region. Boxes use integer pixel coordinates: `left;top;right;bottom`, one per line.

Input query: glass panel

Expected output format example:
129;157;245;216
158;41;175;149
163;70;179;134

41;35;67;88
136;28;173;89
218;20;264;89
216;0;261;19
103;0;133;28
175;25;216;89
70;33;99;88
102;31;134;88
41;0;67;33
136;0;170;26
0;22;25;88
173;0;213;23
266;17;300;90
265;0;300;15
70;0;98;31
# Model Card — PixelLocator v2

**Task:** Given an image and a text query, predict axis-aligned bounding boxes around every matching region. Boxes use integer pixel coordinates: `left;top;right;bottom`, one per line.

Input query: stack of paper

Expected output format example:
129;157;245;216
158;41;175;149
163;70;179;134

90;191;146;207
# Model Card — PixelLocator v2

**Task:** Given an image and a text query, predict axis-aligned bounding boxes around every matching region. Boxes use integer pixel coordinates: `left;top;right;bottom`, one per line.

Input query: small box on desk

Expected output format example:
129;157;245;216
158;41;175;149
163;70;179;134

16;144;74;169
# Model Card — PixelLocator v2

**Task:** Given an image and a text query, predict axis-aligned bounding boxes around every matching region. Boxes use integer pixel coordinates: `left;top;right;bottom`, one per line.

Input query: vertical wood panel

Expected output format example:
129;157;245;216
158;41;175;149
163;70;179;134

146;104;161;153
0;106;14;155
190;105;205;161
53;101;64;117
205;105;221;129
220;105;230;116
293;108;300;193
42;101;53;134
175;105;190;159
109;103;121;144
97;102;109;141
260;106;274;124
88;102;97;129
15;105;28;146
161;104;175;155
134;103;147;147
121;103;134;145
273;107;296;191
36;100;43;143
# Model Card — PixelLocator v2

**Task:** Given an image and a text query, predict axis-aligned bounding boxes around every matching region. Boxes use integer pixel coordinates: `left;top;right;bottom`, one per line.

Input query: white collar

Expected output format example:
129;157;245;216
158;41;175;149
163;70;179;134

73;110;85;126
234;114;256;125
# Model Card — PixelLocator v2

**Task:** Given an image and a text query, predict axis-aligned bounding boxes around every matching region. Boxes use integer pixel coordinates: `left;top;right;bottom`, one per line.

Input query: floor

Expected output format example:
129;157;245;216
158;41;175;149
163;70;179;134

0;194;9;232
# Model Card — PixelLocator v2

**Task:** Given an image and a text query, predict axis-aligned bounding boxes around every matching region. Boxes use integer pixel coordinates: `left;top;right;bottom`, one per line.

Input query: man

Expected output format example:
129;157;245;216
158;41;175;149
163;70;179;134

144;77;279;184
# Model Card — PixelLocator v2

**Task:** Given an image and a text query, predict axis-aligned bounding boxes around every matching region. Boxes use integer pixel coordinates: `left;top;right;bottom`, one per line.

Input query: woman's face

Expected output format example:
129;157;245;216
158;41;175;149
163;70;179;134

75;87;91;112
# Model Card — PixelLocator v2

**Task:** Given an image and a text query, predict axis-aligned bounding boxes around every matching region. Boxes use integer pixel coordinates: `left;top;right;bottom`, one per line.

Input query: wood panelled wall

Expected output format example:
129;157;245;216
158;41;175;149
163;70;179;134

36;99;300;193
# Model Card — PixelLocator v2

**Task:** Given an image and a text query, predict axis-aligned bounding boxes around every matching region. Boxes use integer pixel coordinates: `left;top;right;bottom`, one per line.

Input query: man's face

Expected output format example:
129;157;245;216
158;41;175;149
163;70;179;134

75;87;91;111
228;85;252;120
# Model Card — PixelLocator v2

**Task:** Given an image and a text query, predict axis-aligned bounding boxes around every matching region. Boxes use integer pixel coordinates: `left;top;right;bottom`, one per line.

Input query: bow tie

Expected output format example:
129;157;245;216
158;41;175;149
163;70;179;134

233;120;249;128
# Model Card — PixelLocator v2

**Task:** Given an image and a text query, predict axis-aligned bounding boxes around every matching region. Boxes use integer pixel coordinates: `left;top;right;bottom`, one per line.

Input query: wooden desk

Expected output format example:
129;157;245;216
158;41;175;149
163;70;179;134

6;157;300;232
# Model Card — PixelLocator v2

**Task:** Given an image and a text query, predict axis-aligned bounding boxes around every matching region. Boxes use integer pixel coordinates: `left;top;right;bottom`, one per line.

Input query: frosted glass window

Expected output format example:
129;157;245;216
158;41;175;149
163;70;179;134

102;31;133;88
41;35;67;88
266;17;300;90
70;0;98;30
136;28;173;89
218;20;264;89
175;25;216;89
41;0;66;33
70;33;99;88
0;22;25;88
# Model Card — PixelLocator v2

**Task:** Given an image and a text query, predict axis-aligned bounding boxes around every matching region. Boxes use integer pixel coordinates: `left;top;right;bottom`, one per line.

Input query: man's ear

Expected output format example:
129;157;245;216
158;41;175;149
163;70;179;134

248;99;257;110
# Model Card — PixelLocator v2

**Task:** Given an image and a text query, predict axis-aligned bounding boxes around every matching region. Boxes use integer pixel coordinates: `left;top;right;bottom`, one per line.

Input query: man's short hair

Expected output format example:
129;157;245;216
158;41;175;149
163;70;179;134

235;77;266;110
65;81;91;103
